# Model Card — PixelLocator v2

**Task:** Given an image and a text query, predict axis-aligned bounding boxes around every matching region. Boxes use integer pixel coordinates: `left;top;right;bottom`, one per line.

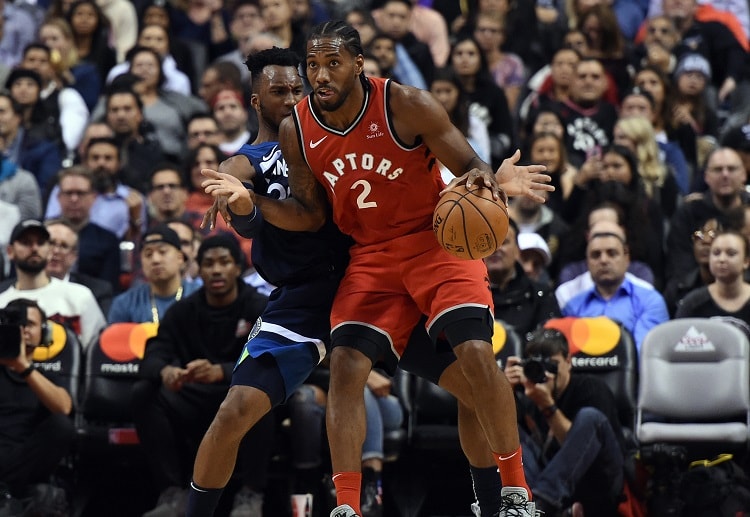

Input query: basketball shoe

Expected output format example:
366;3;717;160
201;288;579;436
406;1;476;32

498;487;539;516
330;504;360;517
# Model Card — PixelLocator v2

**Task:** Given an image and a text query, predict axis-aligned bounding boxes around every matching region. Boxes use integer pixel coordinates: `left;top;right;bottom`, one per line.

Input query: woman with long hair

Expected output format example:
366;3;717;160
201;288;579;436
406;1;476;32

65;0;116;84
613;116;680;217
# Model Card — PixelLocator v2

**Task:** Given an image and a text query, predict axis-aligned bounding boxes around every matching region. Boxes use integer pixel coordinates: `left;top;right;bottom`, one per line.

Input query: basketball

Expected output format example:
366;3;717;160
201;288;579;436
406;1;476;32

433;183;509;260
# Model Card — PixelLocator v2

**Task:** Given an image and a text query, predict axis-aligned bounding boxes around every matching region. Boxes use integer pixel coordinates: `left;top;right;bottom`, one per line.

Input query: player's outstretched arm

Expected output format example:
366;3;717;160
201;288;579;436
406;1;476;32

252;117;328;232
495;149;554;203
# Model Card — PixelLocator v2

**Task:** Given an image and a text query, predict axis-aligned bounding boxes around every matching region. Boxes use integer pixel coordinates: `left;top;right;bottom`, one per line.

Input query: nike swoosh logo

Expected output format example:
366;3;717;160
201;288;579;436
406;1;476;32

310;136;328;148
262;146;278;161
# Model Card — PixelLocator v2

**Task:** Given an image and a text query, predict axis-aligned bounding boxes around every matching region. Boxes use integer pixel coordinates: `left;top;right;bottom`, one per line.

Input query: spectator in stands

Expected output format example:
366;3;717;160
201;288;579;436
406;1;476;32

520;48;580;126
429;67;490;175
42;219;114;316
556;57;618;167
666;147;749;282
106;24;192;96
619;86;691;195
0;0;37;68
104;86;165;193
198;61;245;107
65;0;116;85
184;144;232;235
504;327;625;516
19;43;89;162
108;224;199;324
518;232;554;286
367;33;426;90
132;234;271;517
0;91;61;197
212;89;252;155
217;30;282;83
345;8;377;48
186;113;222;150
523;128;576;214
46;136;146;241
375;0;435;85
450;34;514;169
576;4;630;98
55;166;122;291
230;0;267;39
633;15;680;75
0;219;105;349
664;217;720;317
38;17;101;112
259;0;306;56
485;219;560;337
663;0;747;104
165;219;200;283
0;298;74;514
613;115;680;218
472;12;525;113
146;164;203;230
0;149;41;222
675;229;750;338
562;224;669;351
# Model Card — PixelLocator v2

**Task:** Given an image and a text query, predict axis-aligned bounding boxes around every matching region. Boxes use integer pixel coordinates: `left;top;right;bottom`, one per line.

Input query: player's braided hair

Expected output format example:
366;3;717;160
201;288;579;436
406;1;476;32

245;47;302;92
308;20;368;87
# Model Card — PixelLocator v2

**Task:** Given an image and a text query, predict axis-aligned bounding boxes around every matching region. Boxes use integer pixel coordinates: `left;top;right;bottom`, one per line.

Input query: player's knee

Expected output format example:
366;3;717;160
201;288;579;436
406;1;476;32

214;387;264;433
329;347;372;385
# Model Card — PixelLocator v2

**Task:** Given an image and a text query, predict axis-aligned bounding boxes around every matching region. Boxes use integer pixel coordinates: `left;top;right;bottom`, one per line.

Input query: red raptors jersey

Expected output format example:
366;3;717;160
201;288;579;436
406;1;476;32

293;77;445;246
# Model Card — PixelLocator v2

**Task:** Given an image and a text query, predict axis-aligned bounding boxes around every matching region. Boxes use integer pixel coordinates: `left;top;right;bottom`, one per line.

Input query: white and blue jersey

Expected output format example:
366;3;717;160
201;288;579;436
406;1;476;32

230;142;352;400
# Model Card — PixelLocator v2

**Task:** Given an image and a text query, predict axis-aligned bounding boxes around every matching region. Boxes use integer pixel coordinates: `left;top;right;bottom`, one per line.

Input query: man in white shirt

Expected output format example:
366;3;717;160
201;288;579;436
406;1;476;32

0;219;105;349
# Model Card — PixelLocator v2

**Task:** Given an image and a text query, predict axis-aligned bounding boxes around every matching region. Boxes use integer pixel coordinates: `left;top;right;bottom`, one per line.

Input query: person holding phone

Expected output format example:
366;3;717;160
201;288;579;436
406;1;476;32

0;298;74;514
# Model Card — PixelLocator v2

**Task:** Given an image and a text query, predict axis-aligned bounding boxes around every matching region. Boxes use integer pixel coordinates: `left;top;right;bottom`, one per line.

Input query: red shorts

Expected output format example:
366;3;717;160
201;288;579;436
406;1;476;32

330;230;493;357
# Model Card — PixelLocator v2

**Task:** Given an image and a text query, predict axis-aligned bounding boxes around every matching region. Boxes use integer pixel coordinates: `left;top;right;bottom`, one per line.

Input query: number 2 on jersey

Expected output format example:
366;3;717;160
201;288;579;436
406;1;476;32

352;179;377;209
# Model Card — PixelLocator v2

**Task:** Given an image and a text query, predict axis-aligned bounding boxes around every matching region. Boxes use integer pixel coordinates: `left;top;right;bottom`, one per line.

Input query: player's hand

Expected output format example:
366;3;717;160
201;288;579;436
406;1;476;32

201;168;255;222
201;197;233;230
495;149;552;203
443;169;507;205
366;370;392;397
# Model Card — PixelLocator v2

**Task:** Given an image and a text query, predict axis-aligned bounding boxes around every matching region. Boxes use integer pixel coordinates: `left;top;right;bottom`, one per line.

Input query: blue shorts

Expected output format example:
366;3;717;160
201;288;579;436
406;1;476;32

231;276;340;403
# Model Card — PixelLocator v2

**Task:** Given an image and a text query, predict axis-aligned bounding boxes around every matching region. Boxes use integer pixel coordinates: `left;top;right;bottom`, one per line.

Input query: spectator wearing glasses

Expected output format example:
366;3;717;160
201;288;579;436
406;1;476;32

663;217;720;317
146;164;203;231
666;147;750;283
43;219;114;316
186;113;222;151
54;166;121;291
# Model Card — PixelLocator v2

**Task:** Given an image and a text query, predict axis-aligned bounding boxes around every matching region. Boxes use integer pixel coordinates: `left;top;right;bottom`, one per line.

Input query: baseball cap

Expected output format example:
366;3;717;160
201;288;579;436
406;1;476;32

5;68;42;90
517;232;552;266
140;224;185;259
674;53;712;81
10;219;50;244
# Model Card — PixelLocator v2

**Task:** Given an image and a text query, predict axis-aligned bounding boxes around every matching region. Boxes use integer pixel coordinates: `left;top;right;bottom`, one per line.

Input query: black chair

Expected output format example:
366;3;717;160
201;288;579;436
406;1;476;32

32;321;82;408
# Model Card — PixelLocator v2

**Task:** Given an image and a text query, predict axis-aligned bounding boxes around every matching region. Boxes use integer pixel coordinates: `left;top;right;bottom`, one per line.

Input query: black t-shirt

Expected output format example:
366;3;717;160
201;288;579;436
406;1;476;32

675;286;750;339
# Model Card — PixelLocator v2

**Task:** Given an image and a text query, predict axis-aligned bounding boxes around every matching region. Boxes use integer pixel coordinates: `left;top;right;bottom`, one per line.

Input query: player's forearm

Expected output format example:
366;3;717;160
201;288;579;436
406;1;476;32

255;196;326;231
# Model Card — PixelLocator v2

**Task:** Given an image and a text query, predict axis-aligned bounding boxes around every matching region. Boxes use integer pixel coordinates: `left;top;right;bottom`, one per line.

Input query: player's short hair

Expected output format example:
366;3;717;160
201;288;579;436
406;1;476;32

245;47;301;93
308;20;364;59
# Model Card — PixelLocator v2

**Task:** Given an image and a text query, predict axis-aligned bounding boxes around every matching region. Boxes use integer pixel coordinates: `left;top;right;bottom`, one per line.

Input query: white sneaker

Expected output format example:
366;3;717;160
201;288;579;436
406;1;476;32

330;504;360;517
497;487;537;517
470;501;483;516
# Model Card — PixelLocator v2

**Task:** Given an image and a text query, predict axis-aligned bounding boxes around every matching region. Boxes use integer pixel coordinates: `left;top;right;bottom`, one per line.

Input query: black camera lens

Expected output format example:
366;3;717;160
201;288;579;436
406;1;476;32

522;357;549;384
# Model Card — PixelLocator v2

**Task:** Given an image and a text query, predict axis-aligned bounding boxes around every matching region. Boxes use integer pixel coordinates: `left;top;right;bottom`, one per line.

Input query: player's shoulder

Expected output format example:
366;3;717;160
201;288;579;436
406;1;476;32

235;141;279;161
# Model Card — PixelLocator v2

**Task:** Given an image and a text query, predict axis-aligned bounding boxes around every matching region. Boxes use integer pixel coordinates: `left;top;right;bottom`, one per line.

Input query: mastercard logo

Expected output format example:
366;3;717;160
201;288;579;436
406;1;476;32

544;317;621;356
32;322;68;361
491;320;508;355
99;322;158;362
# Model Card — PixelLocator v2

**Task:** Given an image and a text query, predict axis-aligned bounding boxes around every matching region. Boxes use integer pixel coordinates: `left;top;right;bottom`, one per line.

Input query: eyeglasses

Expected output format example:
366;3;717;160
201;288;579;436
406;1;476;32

59;189;92;198
152;183;181;192
693;229;717;242
49;240;75;252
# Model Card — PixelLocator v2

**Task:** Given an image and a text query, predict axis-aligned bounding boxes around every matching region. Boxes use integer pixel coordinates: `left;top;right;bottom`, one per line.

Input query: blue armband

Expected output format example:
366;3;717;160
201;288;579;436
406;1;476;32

229;204;264;238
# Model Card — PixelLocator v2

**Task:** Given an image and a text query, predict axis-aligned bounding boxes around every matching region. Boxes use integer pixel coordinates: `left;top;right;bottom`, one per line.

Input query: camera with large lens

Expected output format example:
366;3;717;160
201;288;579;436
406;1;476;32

0;306;25;359
521;355;558;384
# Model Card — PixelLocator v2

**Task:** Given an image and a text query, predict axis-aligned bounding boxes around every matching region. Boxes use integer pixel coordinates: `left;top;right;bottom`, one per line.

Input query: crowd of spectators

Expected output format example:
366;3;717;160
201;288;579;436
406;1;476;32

2;0;750;515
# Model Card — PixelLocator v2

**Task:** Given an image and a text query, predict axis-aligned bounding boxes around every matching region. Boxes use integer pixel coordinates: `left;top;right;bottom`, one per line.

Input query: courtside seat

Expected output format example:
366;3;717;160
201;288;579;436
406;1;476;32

636;318;750;453
77;322;156;452
544;316;639;439
32;321;82;409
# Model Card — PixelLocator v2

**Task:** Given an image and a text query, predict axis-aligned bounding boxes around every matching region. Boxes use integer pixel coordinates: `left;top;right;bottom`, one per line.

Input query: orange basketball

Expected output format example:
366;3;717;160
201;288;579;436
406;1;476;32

433;183;509;260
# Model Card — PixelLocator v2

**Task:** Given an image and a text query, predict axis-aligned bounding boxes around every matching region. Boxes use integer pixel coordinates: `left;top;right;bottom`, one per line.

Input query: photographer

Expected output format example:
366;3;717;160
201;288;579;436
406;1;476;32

0;298;74;511
504;328;625;516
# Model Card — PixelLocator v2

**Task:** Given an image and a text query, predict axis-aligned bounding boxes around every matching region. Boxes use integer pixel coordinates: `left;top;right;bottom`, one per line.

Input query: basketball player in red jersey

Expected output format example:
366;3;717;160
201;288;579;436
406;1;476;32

204;21;552;517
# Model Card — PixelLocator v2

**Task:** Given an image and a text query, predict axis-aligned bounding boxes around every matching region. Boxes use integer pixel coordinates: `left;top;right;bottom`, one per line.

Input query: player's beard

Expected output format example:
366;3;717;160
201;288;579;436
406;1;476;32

15;256;48;275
